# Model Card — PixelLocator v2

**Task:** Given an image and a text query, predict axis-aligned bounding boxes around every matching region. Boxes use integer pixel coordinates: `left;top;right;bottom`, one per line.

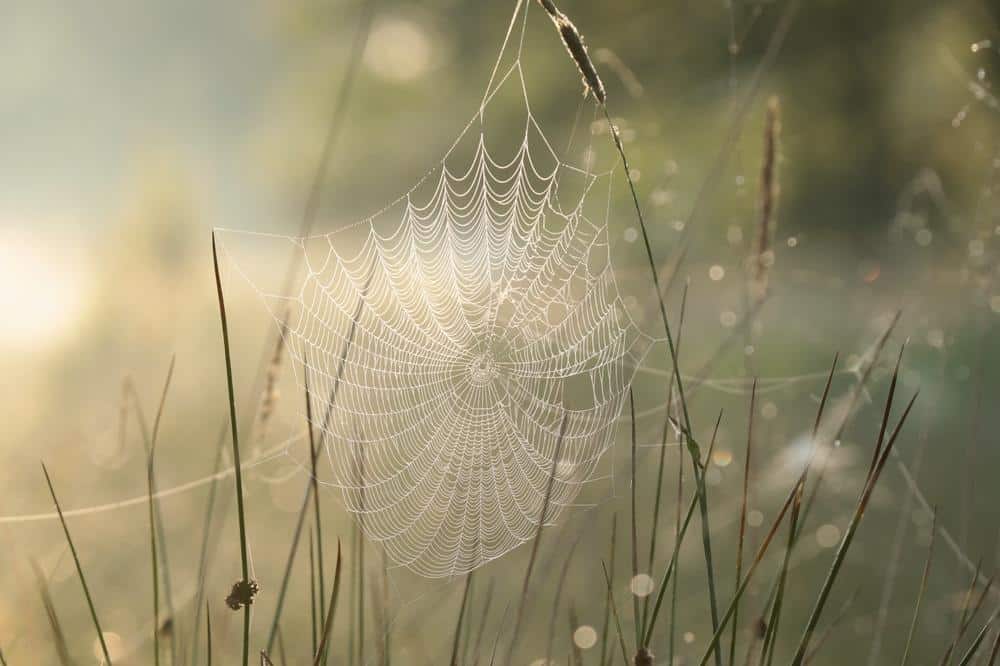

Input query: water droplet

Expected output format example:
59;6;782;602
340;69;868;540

915;229;933;246
684;631;696;644
719;311;737;327
573;625;598;649
748;509;764;527
709;265;725;281
786;236;798;248
651;189;673;206
624;227;638;243
815;523;841;548
712;450;734;467
631;573;655;597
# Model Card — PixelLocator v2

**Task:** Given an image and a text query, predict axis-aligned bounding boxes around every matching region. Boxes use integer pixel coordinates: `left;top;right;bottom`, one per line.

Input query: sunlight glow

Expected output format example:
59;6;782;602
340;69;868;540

0;231;90;349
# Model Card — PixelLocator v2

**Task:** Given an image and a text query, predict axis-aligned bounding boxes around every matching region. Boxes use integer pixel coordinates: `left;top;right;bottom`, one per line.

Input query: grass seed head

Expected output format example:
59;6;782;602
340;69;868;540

536;0;606;104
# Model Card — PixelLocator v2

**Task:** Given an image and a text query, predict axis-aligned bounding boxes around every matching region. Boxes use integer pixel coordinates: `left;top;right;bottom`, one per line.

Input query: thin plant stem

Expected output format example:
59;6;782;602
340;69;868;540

900;512;937;666
145;357;175;666
41;463;111;665
304;359;326;626
315;540;344;666
729;378;757;666
507;413;569;661
450;574;474;666
629;388;642;649
600;514;618;666
602;561;631;665
211;231;252;666
788;392;920;665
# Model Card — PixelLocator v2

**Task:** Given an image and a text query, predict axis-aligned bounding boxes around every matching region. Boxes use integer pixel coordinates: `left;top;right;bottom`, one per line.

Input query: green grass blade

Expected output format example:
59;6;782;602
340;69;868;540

900;509;936;666
788;391;919;665
601;561;630;665
211;231;252;666
644;283;688;635
987;620;1000;665
30;558;72;666
41;462;112;664
729;378;756;666
599;514;617;666
450;573;474;666
643;414;722;647
469;578;495;664
686;412;724;663
189;422;230;666
507;413;569;661
315;540;344;666
696;470;802;666
309;529;318;657
126;368;179;662
801;587;859;664
759;485;804;666
145;356;174;666
628;388;642;649
488;603;510;666
545;534;583;663
303;359;326;628
206;602;212;666
958;607;1000;666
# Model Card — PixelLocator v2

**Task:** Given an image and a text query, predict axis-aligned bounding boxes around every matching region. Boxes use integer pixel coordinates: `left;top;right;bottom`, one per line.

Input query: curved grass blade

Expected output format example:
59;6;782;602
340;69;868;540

41;462;112;664
211;231;252;666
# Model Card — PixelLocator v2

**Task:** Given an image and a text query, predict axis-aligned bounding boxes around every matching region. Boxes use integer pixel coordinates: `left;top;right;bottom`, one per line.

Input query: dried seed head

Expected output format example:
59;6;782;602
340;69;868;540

634;647;654;666
536;0;606;104
751;95;782;301
226;579;260;611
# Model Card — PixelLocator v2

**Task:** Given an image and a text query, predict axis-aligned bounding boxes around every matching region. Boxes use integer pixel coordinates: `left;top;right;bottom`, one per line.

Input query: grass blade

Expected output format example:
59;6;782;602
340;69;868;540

643;414;722;647
788;390;919;665
601;561;631;665
30;558;72;665
987;621;1000;665
189;422;231;666
206;602;212;666
315;540;344;666
629;388;642;649
469;578;495;664
450;573;474;666
211;231;253;666
304;359;326;628
759;484;804;665
643;282;688;634
957;607;1000;666
507;413;569;661
309;530;318;657
600;514;617;666
728;378;756;666
545;534;583;664
900;509;936;666
145;356;175;666
41;462;112;664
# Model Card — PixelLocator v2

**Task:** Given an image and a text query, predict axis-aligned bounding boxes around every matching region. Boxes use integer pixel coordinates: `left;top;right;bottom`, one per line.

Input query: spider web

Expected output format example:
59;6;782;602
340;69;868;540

219;1;657;578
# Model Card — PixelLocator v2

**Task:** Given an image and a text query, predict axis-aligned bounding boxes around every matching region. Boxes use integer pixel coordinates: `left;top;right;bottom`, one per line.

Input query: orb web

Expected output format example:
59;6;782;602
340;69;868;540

219;1;655;577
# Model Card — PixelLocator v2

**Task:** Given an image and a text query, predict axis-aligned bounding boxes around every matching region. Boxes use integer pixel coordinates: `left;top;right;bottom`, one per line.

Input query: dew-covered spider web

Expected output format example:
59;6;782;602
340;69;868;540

218;1;658;577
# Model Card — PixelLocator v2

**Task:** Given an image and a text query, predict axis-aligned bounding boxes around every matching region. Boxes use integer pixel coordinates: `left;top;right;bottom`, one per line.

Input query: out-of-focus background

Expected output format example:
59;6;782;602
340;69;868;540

2;0;999;663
